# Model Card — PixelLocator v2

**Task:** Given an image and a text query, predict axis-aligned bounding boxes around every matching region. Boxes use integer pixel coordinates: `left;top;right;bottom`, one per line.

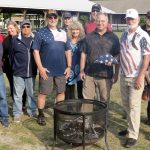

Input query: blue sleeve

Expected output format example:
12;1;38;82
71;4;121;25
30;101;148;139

65;39;71;51
32;31;42;51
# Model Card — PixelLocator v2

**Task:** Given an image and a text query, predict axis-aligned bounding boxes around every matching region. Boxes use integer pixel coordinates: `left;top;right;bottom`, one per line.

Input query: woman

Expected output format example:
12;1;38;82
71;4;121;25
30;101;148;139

2;21;27;113
65;21;85;99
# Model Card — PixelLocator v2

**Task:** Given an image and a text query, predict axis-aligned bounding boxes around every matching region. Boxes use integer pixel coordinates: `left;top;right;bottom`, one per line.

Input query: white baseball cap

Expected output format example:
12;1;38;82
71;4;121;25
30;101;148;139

125;8;139;18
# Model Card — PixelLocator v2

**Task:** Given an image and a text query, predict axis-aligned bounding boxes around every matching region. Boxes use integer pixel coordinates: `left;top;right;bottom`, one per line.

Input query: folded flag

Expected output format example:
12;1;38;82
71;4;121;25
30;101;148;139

94;54;118;64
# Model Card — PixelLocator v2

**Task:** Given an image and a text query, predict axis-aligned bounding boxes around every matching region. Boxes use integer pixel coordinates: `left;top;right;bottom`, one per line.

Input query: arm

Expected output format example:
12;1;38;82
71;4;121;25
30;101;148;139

135;55;150;89
33;49;49;80
112;64;119;84
145;65;150;84
64;50;72;79
80;52;87;81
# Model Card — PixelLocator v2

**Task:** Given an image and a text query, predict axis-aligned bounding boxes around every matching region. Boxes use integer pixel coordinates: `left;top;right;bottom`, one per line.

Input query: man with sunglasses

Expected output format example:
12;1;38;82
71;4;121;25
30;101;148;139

32;10;71;126
84;3;112;34
62;12;73;32
10;20;37;123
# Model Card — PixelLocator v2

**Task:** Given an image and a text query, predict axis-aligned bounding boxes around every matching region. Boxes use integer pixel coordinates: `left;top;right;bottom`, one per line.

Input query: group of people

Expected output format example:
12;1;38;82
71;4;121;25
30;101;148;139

0;3;150;148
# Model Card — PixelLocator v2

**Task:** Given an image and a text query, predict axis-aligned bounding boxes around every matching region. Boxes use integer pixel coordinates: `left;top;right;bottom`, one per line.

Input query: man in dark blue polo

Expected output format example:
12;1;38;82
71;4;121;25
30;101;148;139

32;9;71;126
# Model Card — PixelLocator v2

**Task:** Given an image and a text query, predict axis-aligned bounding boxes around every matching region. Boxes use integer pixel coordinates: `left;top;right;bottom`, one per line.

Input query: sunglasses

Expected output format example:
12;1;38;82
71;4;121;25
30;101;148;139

48;16;58;20
92;9;100;12
22;25;30;29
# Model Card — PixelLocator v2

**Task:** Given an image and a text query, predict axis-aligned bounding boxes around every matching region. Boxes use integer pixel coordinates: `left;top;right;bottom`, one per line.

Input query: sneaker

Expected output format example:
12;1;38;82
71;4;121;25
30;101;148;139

1;118;9;128
28;113;38;119
14;116;20;123
118;129;129;136
125;138;137;148
37;115;46;126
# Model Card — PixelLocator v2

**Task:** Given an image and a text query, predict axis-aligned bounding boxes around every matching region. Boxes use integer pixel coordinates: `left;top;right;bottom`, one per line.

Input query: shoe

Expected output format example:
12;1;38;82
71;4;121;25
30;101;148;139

118;129;128;136
22;106;27;115
37;115;46;126
1;118;9;128
125;138;137;148
28;113;38;119
14;116;20;123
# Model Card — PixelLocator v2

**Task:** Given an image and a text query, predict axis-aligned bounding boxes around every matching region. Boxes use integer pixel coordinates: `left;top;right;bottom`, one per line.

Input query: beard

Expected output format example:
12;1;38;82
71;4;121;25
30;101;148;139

127;23;139;30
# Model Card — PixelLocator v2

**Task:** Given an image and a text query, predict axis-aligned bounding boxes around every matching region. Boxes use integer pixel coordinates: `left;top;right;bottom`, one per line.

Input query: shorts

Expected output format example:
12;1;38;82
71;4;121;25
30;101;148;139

39;76;66;95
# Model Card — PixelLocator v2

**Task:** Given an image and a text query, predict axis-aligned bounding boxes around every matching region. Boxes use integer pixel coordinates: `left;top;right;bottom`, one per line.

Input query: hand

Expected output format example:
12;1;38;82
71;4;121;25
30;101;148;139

134;76;144;90
112;74;118;84
64;67;71;79
39;67;49;80
105;61;112;66
80;70;85;81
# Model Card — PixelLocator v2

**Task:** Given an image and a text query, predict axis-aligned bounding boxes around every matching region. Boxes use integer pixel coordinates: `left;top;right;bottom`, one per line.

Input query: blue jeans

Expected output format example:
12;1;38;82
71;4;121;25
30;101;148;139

0;74;9;119
13;76;37;117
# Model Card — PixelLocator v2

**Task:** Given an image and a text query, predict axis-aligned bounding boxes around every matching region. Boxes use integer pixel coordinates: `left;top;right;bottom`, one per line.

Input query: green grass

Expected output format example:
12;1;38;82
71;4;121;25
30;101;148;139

0;74;149;149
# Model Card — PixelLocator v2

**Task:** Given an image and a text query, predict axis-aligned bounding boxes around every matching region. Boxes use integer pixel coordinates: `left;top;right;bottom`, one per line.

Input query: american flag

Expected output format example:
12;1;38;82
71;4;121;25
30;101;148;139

94;54;118;64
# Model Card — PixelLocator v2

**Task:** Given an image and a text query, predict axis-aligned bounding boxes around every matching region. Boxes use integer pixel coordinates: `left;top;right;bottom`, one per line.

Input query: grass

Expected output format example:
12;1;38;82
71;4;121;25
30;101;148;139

0;75;149;150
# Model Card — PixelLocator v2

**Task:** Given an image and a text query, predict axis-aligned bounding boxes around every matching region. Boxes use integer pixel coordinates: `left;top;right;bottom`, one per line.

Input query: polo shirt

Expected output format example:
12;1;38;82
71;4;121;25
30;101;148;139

120;26;150;77
82;29;120;78
32;26;71;76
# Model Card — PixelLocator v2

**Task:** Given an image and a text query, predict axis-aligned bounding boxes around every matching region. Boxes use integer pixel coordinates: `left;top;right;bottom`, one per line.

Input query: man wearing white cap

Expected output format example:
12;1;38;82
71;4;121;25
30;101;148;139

118;8;150;148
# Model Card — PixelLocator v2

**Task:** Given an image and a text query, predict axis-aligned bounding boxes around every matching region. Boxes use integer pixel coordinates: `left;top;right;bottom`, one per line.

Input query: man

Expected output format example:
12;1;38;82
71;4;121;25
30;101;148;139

141;11;150;125
0;40;9;127
32;10;71;126
11;20;37;123
80;12;120;103
84;4;112;34
118;9;150;148
62;11;73;32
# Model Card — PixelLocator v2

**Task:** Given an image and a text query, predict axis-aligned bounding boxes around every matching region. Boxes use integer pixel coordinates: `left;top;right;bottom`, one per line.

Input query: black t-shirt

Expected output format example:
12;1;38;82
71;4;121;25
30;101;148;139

82;30;120;78
141;24;150;36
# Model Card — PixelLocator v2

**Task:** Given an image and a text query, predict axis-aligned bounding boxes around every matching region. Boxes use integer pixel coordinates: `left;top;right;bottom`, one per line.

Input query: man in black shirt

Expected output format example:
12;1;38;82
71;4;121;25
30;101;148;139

80;12;120;102
142;11;150;125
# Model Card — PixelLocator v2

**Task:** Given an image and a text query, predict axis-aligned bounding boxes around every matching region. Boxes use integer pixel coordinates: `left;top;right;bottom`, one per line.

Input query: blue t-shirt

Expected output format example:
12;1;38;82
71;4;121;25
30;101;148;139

32;26;71;76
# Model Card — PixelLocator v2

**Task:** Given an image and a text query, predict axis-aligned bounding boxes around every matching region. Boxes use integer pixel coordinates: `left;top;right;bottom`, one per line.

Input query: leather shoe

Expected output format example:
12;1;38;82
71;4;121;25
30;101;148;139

118;129;128;136
125;138;137;148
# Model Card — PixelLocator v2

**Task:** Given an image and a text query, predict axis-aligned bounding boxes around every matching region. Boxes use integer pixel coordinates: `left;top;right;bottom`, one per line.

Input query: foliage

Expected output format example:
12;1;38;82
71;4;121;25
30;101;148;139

79;15;90;25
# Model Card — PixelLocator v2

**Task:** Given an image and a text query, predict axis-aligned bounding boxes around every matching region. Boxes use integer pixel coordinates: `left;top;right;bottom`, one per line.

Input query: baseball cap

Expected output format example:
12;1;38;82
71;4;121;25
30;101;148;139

63;12;72;18
146;11;150;17
125;8;139;19
21;20;31;27
91;4;101;12
46;9;58;18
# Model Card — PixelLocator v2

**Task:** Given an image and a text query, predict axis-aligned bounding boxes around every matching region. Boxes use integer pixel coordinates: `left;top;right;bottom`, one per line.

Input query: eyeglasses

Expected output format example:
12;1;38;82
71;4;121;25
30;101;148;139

22;25;30;29
48;16;58;20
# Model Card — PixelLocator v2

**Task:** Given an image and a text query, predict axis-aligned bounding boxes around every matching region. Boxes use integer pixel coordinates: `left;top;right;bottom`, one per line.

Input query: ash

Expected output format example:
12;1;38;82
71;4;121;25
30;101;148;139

57;116;104;144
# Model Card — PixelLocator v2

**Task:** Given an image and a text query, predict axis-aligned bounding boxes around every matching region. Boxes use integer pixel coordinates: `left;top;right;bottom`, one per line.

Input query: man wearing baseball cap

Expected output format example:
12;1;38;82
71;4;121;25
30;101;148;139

84;3;112;34
118;8;150;148
62;12;73;32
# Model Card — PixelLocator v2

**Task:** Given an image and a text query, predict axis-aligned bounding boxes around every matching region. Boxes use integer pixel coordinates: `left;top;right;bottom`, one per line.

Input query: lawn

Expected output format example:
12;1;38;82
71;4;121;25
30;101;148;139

0;75;149;150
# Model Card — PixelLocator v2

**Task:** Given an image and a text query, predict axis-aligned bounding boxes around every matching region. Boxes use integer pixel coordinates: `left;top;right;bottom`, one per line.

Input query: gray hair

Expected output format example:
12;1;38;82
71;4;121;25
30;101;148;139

96;12;108;22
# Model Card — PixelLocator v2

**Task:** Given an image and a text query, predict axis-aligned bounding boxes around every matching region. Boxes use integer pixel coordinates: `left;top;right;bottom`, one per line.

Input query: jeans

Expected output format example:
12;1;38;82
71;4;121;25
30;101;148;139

0;74;9;119
13;76;37;117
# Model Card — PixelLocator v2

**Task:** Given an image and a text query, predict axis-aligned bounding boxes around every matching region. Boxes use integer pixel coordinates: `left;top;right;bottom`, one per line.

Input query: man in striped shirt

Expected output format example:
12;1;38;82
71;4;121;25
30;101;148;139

118;8;150;148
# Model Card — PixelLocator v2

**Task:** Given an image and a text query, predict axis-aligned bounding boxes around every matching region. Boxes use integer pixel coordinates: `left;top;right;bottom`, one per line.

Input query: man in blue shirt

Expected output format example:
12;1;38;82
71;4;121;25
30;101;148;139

32;9;71;126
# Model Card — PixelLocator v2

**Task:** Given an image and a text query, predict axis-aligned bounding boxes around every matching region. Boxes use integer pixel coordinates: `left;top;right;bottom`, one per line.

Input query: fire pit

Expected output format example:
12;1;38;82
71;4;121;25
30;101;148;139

53;99;107;150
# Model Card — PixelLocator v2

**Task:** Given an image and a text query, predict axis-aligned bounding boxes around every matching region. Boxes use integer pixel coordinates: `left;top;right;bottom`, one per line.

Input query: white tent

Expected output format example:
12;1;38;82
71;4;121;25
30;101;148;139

0;0;115;13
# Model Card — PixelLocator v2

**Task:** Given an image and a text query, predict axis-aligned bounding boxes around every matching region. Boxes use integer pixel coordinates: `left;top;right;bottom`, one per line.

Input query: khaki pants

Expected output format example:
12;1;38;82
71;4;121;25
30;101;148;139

120;75;144;139
81;75;112;112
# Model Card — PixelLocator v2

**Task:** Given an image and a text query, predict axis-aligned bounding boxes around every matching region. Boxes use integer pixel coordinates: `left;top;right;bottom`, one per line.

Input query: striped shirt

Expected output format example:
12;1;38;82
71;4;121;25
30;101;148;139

120;26;150;77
